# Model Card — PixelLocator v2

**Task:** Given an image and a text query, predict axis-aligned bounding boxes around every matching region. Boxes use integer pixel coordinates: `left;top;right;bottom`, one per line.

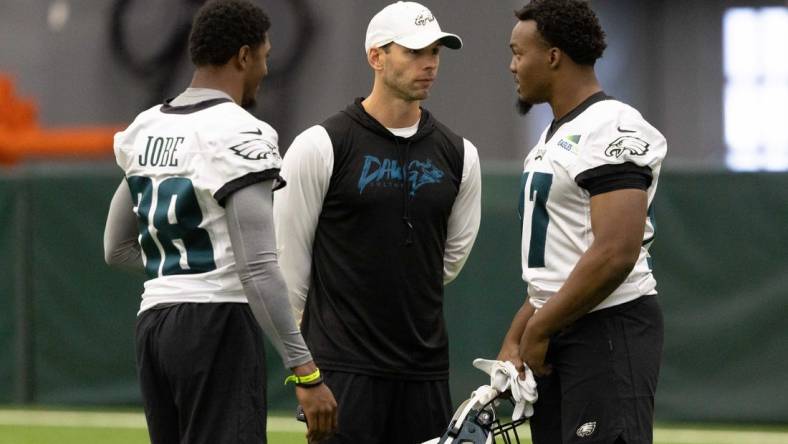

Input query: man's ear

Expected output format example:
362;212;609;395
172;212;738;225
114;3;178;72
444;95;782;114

548;47;562;69
367;47;385;71
236;45;251;70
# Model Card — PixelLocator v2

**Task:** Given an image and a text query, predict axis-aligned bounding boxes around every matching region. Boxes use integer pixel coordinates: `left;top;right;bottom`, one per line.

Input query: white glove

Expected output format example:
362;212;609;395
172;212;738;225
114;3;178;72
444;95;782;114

469;384;498;406
473;358;538;420
509;366;537;420
471;359;511;392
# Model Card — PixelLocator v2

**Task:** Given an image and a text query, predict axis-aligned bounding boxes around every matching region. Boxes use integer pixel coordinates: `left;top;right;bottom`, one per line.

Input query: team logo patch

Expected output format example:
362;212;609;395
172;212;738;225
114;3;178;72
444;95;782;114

228;138;279;161
605;135;649;158
557;134;582;154
358;155;444;196
576;421;597;438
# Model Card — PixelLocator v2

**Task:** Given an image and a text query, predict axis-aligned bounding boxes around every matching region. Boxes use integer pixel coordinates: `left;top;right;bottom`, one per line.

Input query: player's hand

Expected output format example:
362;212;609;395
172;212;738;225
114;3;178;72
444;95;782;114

519;327;552;377
497;340;525;377
295;383;337;442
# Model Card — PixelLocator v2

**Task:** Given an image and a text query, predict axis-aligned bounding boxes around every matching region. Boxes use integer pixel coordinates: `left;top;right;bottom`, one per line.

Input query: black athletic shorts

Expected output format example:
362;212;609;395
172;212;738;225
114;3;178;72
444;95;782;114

135;302;267;444
529;295;664;444
318;371;453;444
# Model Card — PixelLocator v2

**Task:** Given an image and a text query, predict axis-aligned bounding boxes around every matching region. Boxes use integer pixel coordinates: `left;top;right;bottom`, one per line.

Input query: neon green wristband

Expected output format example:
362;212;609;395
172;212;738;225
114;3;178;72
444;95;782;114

284;368;322;386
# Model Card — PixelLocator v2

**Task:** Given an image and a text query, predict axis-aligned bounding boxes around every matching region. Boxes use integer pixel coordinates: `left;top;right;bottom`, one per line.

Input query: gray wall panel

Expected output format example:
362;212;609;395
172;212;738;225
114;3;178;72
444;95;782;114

0;2;762;167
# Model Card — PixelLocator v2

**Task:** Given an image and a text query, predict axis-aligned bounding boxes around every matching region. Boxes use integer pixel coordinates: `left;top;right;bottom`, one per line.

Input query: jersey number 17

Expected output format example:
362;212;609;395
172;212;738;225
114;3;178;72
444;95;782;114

518;172;553;268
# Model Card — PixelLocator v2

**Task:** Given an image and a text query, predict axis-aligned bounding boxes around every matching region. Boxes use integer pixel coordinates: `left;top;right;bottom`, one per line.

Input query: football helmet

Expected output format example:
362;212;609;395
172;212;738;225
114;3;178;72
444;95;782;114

423;386;527;444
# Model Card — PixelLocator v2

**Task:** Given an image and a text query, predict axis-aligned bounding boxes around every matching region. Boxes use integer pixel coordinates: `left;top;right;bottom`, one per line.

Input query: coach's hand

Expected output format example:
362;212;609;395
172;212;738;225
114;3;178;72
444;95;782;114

295;382;337;442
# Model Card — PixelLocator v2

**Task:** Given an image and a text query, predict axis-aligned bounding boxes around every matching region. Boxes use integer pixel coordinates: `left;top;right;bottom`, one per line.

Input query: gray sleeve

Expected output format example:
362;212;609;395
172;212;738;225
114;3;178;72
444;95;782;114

104;180;143;270
225;180;313;369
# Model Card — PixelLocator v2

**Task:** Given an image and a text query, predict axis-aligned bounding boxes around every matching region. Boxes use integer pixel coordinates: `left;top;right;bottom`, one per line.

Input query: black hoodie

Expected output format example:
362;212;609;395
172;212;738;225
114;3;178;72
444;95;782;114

301;98;465;379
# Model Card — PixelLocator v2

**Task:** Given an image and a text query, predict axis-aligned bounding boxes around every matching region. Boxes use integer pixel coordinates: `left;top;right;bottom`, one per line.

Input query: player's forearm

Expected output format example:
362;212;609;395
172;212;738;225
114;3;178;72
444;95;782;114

527;188;646;341
498;299;535;365
502;300;535;348
104;180;144;270
227;182;313;368
526;242;636;340
242;259;313;368
105;238;142;267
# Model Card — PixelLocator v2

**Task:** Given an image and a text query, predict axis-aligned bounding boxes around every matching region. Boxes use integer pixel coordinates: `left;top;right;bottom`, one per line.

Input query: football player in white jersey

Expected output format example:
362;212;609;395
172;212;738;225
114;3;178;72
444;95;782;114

497;1;666;443
103;1;336;442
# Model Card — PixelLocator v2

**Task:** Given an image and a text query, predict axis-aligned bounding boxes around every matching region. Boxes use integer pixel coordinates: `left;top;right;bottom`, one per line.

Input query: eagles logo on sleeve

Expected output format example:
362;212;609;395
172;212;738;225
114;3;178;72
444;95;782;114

228;137;280;161
604;135;650;158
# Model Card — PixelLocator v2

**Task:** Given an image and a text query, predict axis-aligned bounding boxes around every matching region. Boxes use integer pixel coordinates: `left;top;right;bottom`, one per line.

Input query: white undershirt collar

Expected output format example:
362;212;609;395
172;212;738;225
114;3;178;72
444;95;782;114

386;122;419;138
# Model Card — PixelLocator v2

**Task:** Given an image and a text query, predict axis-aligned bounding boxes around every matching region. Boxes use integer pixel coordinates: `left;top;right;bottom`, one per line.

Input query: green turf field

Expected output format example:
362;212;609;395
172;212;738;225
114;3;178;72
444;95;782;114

0;409;786;444
0;425;304;444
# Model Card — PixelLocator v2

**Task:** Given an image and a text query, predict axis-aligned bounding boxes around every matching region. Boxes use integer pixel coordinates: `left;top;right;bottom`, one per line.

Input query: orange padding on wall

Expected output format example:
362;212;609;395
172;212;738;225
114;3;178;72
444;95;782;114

0;73;123;164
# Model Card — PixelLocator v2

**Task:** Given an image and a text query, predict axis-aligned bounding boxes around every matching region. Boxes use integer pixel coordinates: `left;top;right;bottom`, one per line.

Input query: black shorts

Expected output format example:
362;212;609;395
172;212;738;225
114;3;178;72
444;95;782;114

318;371;453;444
529;295;664;444
135;303;267;444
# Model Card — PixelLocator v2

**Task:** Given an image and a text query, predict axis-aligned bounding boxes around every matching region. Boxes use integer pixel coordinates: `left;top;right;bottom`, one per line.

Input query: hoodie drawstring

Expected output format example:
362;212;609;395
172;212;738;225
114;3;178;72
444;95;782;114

398;138;414;246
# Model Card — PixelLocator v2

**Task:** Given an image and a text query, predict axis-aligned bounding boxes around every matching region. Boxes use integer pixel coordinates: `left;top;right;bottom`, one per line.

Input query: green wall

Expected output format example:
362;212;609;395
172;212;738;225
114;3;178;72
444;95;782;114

1;167;786;424
0;178;19;403
649;173;788;423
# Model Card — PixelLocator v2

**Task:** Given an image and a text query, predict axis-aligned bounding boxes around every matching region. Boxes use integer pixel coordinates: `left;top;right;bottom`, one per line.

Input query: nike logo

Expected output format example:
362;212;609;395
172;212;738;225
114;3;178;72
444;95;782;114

617;126;636;133
241;128;262;135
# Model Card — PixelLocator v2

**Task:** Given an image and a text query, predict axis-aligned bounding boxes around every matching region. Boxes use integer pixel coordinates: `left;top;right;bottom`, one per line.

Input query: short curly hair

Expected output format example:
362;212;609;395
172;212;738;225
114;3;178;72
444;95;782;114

189;0;271;66
515;0;606;66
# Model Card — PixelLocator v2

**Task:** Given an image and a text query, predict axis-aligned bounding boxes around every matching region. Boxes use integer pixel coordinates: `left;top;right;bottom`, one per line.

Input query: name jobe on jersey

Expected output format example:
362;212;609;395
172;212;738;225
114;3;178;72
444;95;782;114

138;135;185;167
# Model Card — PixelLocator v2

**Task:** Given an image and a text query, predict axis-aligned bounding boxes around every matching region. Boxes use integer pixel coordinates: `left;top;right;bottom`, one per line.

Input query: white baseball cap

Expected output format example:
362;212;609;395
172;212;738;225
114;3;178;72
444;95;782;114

364;1;463;54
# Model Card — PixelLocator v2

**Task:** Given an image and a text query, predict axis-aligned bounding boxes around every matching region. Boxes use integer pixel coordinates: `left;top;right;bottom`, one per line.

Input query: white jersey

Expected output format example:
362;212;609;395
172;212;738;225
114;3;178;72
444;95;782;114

520;96;667;311
114;98;283;313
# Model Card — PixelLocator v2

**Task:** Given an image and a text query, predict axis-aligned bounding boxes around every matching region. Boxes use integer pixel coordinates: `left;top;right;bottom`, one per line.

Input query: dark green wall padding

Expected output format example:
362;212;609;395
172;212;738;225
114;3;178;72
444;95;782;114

1;167;786;423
